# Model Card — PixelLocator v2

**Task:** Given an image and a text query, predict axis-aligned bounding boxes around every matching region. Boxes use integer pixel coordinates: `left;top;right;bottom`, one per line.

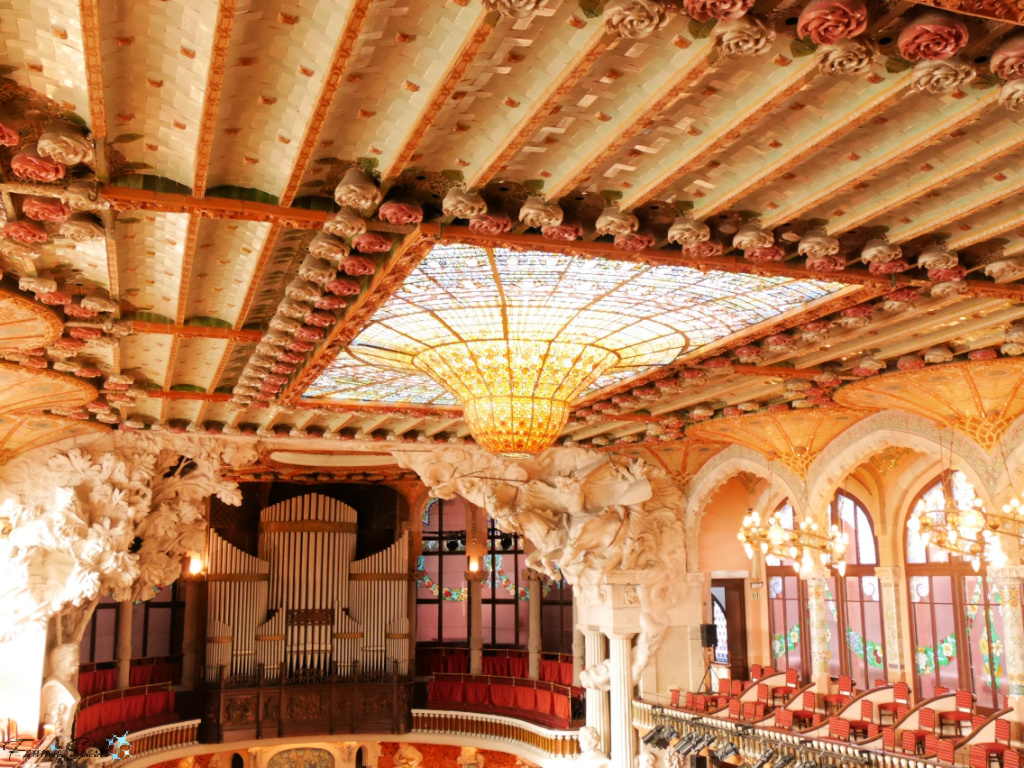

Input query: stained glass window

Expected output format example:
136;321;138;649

305;243;846;404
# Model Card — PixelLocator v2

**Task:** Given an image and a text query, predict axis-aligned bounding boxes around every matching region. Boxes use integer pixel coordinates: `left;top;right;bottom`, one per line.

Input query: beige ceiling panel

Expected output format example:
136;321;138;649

115;211;190;321
168;336;230;391
118;331;173;388
185;219;273;326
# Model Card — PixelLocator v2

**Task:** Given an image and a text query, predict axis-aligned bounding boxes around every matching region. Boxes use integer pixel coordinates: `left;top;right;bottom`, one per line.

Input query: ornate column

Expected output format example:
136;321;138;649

804;570;831;691
607;632;636;768
993;566;1024;714
466;568;487;675
583;628;610;754
527;570;542;679
116;600;133;688
572;600;585;687
875;566;907;682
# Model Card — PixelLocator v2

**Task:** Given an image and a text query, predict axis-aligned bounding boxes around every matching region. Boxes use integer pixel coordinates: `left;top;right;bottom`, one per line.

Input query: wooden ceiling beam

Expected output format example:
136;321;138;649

278;0;374;206
382;9;493;184
468;29;611;189
618;59;820;211
543;44;715;201
192;0;239;196
948;208;1024;251
127;320;263;341
231;221;284;331
760;91;999;229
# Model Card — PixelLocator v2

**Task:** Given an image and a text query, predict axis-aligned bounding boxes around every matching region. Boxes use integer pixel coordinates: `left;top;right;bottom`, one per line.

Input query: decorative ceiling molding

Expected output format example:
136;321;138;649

909;0;1024;26
191;0;238;197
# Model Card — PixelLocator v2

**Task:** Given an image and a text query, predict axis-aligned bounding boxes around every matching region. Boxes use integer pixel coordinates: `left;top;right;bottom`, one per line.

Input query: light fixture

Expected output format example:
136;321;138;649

185;551;205;578
738;509;848;577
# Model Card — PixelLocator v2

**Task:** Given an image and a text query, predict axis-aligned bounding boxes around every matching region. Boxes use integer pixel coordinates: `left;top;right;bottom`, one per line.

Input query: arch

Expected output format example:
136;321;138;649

805;411;996;520
232;754;245;768
685;444;808;571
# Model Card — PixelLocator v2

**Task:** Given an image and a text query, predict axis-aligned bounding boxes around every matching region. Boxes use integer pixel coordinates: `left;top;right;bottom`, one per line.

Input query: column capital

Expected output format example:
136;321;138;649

464;569;488;583
993;565;1024;582
874;565;903;584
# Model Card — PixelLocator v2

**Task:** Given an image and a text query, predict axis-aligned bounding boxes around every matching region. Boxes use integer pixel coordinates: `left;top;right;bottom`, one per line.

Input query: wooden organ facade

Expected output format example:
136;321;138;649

200;493;413;741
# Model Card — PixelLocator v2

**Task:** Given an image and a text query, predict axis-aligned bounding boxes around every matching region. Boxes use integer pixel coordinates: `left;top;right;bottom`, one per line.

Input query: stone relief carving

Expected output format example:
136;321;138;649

0;433;250;644
580;659;611;691
39;643;80;738
393;744;423;768
393;446;686;677
457;747;484;768
579;726;611;767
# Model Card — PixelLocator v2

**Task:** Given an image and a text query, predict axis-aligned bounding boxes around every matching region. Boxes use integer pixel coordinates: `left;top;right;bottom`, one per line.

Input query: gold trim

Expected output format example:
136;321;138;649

333;632;363;639
255;634;286;642
349;573;408;581
258;520;357;534
384;633;409;639
206;573;270;582
206;637;233;644
191;0;239;196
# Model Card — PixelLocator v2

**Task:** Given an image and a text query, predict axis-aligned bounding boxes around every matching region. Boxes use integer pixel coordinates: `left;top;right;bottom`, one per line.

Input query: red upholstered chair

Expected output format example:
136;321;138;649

828;717;851;742
881;726;896;752
1005;750;1020;768
772;669;799;705
933;736;956;764
671;689;681;707
731;679;744;698
763;666;777;676
939;689;975;737
742;701;759;721
874;679;887;687
792;691;817;728
823;675;854;712
728;699;742;721
715;678;732;709
684;692;695;710
695;694;706;712
935;686;951;695
972;718;1011;766
757;683;769;707
924;734;943;757
903;707;936;755
849;699;874;739
879;682;910;725
775;709;794;730
751;664;763;681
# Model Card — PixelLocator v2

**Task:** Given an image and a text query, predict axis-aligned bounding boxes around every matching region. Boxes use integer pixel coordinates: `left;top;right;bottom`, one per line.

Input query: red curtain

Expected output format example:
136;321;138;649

539;660;559;683
535;689;553;714
557;662;574;686
482;657;509;676
514;687;536;710
428;679;464;703
490;684;516;708
553;694;571;721
464;681;489;705
507;657;528;677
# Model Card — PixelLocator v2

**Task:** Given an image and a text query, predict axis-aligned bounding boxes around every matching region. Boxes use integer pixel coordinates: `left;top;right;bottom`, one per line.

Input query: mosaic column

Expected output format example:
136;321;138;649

466;569;487;675
875;566;907;682
583;629;611;755
804;571;831;690
116;600;133;689
527;571;542;679
572;600;585;686
608;632;637;768
993;566;1024;707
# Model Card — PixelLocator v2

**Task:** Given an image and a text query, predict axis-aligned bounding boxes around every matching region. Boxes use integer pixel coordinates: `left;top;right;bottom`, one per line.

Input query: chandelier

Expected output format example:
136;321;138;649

908;473;1017;572
737;509;849;577
347;244;694;456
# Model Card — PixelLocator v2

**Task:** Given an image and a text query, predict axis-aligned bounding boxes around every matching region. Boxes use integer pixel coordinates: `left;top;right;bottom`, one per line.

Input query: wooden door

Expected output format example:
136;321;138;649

713;578;748;682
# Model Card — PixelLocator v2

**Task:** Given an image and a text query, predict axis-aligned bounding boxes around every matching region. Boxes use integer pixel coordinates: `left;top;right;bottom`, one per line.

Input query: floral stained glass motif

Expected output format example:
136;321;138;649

305;243;847;404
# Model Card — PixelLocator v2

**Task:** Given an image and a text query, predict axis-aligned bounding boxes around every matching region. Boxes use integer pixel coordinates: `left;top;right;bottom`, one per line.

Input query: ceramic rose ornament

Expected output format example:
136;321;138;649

323;207;367;238
519;197;563;229
604;0;672;38
898;13;968;61
667;215;711;246
815;38;877;77
333;167;381;210
712;16;776;57
442;187;487;219
684;0;754;22
992;35;1024;80
797;0;867;46
377;195;423;225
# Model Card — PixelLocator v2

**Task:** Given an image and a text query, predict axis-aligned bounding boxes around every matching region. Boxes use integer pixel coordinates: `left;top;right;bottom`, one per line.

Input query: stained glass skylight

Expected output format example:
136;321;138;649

304;243;847;406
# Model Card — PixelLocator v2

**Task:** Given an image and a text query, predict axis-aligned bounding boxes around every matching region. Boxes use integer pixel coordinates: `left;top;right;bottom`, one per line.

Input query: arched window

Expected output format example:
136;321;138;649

906;472;1005;708
767;502;808;677
825;491;886;690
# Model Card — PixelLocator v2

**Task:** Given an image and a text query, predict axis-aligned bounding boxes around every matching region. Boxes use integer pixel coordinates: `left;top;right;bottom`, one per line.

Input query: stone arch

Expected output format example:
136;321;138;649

685;445;807;571
805;410;996;521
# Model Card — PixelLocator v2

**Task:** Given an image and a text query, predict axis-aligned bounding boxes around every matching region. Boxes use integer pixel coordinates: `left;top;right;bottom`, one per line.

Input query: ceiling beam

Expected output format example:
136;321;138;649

468;29;611;189
383;9;493;184
127;320;263;341
948;207;1024;251
231;221;284;331
760;91;999;229
542;42;714;201
278;0;374;206
696;77;913;219
618;59;819;211
192;0;239;196
890;177;1024;244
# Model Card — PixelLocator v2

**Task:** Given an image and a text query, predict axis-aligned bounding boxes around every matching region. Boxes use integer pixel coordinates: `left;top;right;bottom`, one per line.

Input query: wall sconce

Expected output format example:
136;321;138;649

467;556;479;573
185;552;205;578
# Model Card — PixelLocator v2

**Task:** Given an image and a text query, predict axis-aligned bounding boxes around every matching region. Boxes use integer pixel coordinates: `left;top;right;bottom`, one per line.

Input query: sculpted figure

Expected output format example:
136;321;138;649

456;747;484;768
578;727;610;768
40;644;80;738
393;744;423;768
579;660;611;691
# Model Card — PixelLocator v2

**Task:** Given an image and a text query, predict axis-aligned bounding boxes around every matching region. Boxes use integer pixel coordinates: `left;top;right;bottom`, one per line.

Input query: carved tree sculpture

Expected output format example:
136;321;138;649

0;433;250;645
393;446;687;677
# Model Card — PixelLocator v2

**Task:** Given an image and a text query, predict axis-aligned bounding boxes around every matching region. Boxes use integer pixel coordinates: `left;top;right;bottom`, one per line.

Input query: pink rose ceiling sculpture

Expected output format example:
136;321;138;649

352;232;393;253
377;196;424;225
339;255;378;276
541;220;583;242
614;230;655;251
22;197;71;223
468;210;512;235
0;113;20;147
11;147;65;182
991;35;1024;80
683;238;724;258
684;0;754;22
4;220;49;244
897;12;969;61
797;0;867;45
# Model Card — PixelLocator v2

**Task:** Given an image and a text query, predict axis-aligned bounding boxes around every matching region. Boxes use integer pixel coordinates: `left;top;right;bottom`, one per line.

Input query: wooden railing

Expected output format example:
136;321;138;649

119;720;200;765
411;709;580;758
633;700;951;768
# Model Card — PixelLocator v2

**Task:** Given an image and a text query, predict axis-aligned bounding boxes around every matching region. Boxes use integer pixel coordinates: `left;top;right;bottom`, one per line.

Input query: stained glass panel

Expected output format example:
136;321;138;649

305;243;846;404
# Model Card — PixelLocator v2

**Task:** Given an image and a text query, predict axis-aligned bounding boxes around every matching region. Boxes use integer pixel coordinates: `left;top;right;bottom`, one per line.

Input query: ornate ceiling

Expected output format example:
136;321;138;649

1;0;1024;479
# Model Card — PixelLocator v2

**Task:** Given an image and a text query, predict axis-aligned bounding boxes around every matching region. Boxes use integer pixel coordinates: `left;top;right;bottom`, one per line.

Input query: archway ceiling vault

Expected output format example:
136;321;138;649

1;0;1024;479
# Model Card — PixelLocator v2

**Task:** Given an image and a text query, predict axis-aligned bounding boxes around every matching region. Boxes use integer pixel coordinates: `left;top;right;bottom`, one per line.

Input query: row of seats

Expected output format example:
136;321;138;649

77;660;182;697
74;689;176;751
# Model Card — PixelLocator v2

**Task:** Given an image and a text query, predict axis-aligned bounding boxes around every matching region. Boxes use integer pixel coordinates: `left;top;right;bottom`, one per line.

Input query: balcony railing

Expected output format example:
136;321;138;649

118;720;200;765
411;709;580;759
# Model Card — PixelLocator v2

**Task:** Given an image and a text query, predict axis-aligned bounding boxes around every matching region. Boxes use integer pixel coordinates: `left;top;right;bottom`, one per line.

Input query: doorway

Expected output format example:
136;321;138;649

711;578;748;682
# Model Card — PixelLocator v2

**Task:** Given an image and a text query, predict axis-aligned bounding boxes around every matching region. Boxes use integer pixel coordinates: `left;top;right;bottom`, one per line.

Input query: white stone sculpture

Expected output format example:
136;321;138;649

634;751;657;768
39;643;80;738
393;445;687;677
394;744;423;768
457;747;484;768
580;659;612;691
579;726;611;768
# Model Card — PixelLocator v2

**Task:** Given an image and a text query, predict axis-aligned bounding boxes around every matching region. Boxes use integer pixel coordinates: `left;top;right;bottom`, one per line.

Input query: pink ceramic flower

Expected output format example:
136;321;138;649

11;147;65;182
264;373;289;387
377;198;423;225
4;220;48;244
968;348;998;360
745;245;785;262
991;35;1024;80
542;221;583;242
797;0;867;45
897;354;927;370
468;211;512;235
315;295;348;311
805;253;846;272
65;304;99;319
340;255;377;276
53;336;86;351
286;340;315;353
868;259;910;274
768;403;790;412
851;365;880;377
23;197;70;223
683;239;724;258
0;114;19;147
842;304;874;318
69;326;102;339
277;352;305;365
703;356;733;369
325;276;362;296
270;363;297;375
304;311;335;328
353;232;392;253
898;13;968;61
36;291;71;305
722;405;742;417
886;287;919;303
684;0;754;22
928;265;967;282
614;230;655;251
763;333;795;350
21;356;47;369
